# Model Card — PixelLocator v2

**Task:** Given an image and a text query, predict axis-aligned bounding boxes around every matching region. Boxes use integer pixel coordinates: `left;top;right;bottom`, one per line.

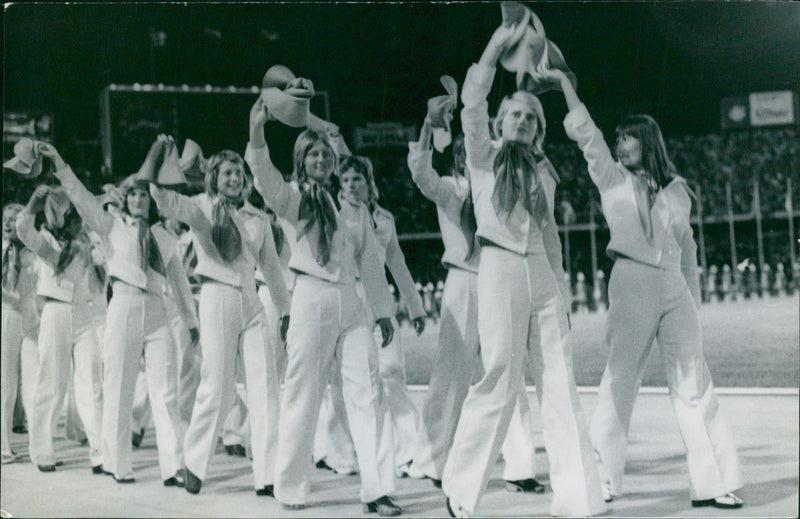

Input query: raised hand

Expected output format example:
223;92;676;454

26;185;52;214
37;143;66;171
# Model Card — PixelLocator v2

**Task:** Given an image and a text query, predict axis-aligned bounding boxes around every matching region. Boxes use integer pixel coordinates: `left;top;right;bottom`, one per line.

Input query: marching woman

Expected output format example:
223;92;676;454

148;136;290;496
545;66;743;509
245;96;401;515
15;184;105;474
440;24;606;518
314;154;427;478
44;143;195;485
2;203;39;464
407;123;545;494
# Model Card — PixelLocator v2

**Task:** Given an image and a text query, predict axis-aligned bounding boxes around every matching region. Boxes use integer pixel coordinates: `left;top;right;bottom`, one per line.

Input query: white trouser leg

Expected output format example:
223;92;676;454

101;292;146;479
71;324;104;466
240;309;280;489
131;366;150;433
314;374;357;473
259;284;287;381
500;385;538;481
221;383;249;447
170;309;199;437
143;292;183;480
183;283;243;481
444;248;605;517
1;303;23;456
656;270;742;500
412;268;479;480
275;278;343;505
19;333;39;425
29;302;73;466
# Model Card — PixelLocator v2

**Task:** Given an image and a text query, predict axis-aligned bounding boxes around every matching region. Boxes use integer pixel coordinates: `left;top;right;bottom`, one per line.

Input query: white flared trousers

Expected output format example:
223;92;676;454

275;276;394;505
590;258;742;500
102;286;182;480
1;303;38;457
412;267;541;482
29;301;103;467
182;281;279;489
442;247;606;517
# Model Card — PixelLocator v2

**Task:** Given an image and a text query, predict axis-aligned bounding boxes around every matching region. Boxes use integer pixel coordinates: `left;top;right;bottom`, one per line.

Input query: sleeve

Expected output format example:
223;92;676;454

149;185;207;232
562;103;625;192
161;240;198;329
354;208;395;321
542;211;573;311
244;143;295;218
678;218;702;309
460;63;497;175
407;142;462;216
384;221;426;320
15;211;59;267
54;165;114;236
257;217;291;317
2;285;21;305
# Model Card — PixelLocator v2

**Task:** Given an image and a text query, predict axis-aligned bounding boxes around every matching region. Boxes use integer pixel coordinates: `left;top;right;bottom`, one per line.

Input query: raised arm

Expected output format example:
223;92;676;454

149;185;207;234
38;143;114;236
245;97;294;217
407;129;463;217
15;188;59;267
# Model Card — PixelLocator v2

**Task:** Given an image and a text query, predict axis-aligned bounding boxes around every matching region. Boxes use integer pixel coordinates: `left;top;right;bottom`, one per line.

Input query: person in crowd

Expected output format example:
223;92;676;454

43;143;195;486
439;23;607;518
545;65;744;509
313;155;426;478
15;184;105;475
246;96;401;516
2;203;39;464
407;125;545;494
148;135;290;496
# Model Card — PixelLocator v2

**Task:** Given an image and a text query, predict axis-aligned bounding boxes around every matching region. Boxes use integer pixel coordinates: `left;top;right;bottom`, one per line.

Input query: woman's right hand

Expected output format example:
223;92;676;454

480;23;518;65
250;97;269;128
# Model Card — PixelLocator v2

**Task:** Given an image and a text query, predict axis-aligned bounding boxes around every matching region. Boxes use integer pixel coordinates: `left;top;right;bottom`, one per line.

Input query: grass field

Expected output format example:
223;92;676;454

397;295;799;387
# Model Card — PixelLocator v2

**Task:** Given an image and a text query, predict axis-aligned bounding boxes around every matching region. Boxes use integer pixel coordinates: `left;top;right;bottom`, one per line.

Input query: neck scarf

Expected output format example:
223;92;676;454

631;172;659;242
267;212;285;257
137;220;166;275
211;197;244;264
491;141;549;225
297;182;338;266
459;189;479;261
2;238;23;291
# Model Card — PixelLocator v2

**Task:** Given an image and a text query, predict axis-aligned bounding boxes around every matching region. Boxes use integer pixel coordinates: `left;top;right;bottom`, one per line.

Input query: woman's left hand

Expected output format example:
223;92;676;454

376;318;395;347
412;316;426;336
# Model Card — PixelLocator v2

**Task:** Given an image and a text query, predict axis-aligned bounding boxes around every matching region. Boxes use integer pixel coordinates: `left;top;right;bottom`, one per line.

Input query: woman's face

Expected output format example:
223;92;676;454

126;187;151;219
304;141;335;184
340;168;370;204
615;134;643;170
500;98;538;144
3;207;21;241
216;160;245;199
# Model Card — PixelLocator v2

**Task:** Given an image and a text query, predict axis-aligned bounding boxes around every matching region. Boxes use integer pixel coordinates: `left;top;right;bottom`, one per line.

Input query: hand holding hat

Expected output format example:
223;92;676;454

136;134;187;186
3;138;45;179
260;65;315;128
498;1;577;95
426;75;458;152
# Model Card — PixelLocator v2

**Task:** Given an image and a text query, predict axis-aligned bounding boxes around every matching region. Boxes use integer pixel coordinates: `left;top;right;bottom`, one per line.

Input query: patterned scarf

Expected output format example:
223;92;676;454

491;141;550;228
297;182;338;266
137;220;166;275
211;198;244;264
632;172;659;241
266;211;285;257
2;239;23;291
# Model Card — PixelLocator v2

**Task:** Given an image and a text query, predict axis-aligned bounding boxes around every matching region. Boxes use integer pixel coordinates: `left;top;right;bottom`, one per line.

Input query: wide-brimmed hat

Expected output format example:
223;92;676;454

136;137;187;186
3;137;44;179
44;188;73;229
261;65;315;128
499;1;577;95
426;75;458;152
179;139;207;183
307;113;352;158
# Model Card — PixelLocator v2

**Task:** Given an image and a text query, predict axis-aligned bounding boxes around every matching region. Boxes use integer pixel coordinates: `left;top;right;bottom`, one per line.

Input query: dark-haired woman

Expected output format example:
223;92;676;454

44;143;196;485
545;67;743;509
15;184;104;474
149;138;290;496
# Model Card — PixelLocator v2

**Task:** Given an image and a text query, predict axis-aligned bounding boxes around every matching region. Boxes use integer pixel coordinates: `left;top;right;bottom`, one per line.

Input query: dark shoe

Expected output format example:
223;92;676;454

54;460;64;467
363;495;401;516
256;484;274;496
164;470;184;488
102;469;114;477
692;493;743;509
114;476;136;483
37;464;56;472
431;478;442;488
281;502;305;510
224;444;247;457
315;458;333;471
505;478;546;494
184;467;202;494
12;425;28;434
92;464;104;475
131;428;144;449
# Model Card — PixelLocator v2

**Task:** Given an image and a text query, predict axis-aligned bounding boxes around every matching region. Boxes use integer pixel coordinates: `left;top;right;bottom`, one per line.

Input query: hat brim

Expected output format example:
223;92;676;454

262;88;310;128
3;155;43;179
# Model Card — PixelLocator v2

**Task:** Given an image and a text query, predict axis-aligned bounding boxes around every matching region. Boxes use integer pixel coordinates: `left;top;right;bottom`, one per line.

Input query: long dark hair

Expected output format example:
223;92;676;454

119;176;160;224
615;114;676;189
